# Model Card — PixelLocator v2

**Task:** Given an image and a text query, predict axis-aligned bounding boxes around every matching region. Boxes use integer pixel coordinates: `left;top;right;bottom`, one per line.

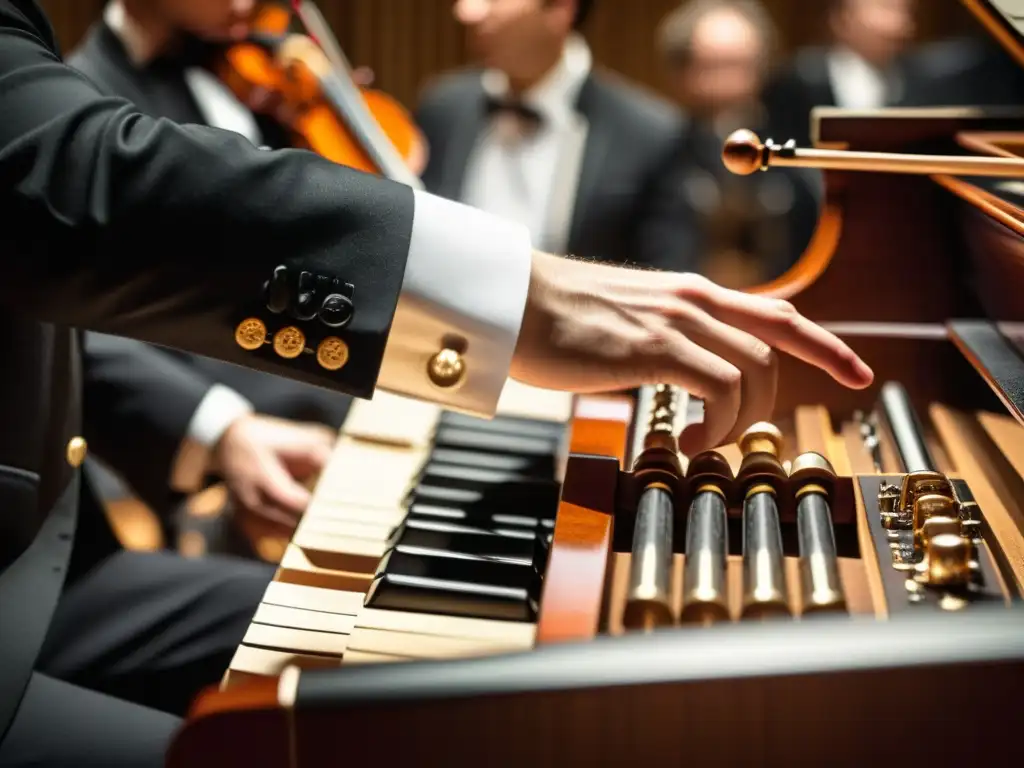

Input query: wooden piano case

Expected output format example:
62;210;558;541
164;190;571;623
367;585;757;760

166;1;1024;764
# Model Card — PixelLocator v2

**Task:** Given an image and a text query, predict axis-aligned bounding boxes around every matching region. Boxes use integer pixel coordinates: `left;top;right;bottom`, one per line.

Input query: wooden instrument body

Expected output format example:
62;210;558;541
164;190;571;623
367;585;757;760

167;3;1024;762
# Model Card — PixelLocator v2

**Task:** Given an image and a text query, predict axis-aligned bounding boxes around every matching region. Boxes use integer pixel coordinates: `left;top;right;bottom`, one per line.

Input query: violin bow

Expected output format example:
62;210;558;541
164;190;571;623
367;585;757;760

290;0;354;76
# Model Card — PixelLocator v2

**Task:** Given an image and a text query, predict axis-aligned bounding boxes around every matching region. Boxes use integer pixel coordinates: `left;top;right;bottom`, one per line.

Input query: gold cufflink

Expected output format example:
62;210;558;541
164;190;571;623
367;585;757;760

234;318;267;351
428;348;465;388
316;337;349;371
273;326;306;359
66;436;88;468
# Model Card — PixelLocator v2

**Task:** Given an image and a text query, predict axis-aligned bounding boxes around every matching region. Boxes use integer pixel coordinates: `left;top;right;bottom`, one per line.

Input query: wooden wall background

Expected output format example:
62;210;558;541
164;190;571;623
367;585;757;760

39;0;978;108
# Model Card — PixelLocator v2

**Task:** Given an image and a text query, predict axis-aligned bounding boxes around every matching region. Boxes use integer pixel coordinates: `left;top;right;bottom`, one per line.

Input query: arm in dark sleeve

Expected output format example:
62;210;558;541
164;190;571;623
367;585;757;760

81;333;217;510
0;1;411;400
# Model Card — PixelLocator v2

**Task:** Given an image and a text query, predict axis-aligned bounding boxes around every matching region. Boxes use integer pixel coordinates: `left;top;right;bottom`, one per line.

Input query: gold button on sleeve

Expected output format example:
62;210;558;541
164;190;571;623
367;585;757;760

427;348;465;388
66;437;88;468
273;326;306;359
316;337;349;371
234;318;267;351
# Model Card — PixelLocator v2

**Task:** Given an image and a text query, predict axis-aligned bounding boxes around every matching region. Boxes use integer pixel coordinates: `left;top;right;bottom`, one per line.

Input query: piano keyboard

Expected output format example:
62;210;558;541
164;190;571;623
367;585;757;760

224;381;578;687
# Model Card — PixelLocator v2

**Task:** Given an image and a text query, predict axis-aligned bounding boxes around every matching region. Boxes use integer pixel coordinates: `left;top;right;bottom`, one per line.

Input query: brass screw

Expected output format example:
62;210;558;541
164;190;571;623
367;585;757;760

65;436;88;468
428;348;465;387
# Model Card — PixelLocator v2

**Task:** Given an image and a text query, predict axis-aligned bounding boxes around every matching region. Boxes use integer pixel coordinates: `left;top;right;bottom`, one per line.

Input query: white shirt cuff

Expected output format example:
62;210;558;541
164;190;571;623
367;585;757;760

169;384;254;493
376;190;532;417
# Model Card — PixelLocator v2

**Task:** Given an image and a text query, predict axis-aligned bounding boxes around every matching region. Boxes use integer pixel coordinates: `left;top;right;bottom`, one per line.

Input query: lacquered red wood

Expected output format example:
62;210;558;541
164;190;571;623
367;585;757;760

535;395;633;645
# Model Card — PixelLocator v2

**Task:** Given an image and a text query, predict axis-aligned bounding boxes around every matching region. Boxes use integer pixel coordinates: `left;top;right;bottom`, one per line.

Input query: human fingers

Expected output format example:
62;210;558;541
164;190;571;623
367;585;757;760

351;66;375;86
648;325;742;453
679;280;873;389
667;302;778;449
258;456;313;517
277;425;335;476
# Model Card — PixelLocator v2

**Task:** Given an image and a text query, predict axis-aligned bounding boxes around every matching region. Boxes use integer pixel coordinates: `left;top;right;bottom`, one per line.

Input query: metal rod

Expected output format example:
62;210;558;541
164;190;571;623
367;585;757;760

796;491;846;615
679;487;729;625
722;129;1024;178
878;381;937;473
740;490;790;619
623;486;675;630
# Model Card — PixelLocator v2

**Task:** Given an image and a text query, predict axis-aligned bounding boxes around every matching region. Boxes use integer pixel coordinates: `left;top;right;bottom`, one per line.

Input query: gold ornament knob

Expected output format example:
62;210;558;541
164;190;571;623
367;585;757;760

234;318;267;351
738;422;783;457
316;336;349;371
66;436;88;468
273;326;306;359
427;348;465;388
924;533;973;587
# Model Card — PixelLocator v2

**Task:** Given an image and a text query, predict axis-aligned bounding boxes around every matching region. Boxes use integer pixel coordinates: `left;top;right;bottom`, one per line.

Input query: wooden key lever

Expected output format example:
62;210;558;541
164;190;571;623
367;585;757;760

722;129;1024;177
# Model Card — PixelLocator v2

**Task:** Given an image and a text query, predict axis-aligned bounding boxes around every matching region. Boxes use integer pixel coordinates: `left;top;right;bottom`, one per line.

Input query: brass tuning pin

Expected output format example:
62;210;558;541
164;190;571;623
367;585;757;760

736;422;790;620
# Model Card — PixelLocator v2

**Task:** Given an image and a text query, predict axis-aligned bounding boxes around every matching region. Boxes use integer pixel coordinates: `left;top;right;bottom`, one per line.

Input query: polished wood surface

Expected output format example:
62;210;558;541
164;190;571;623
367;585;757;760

535;397;632;645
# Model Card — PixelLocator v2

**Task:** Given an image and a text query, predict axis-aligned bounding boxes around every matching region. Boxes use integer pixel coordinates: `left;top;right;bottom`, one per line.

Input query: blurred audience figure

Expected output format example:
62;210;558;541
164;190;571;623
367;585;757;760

764;0;917;148
658;0;819;288
415;0;700;272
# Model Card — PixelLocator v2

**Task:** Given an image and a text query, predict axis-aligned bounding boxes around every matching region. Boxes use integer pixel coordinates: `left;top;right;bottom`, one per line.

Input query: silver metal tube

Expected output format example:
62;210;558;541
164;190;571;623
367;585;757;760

679;488;729;625
879;382;936;473
796;491;846;614
623;486;675;630
740;490;789;619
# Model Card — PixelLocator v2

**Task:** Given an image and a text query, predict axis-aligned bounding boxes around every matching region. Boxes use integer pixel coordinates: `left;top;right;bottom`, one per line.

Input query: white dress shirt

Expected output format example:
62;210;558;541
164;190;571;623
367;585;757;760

461;35;592;252
105;2;533;490
826;47;901;111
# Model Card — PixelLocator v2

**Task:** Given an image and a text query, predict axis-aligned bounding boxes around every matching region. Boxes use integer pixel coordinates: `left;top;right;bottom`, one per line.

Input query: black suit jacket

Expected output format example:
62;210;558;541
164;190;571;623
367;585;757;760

0;0;413;739
415;68;700;272
67;19;354;449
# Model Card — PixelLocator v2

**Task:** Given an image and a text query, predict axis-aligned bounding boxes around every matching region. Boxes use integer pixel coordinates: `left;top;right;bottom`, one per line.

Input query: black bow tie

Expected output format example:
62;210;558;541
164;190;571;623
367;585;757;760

484;96;543;128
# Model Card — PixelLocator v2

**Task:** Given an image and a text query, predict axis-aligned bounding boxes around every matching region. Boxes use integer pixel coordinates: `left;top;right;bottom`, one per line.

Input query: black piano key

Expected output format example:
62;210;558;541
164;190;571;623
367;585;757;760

429;447;554;477
438;411;567;441
409;483;561;520
366;546;540;622
415;463;542;493
388;518;540;562
408;502;556;531
410;478;561;519
433;426;559;459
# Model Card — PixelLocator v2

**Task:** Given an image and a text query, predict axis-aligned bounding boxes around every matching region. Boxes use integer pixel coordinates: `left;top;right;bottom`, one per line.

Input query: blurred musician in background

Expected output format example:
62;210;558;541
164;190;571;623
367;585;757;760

657;0;818;288
763;0;918;148
68;0;357;550
415;0;701;271
0;0;874;765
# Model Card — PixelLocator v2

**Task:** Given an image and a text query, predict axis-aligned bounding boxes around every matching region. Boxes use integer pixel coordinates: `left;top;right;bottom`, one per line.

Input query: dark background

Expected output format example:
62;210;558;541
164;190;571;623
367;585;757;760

39;0;982;108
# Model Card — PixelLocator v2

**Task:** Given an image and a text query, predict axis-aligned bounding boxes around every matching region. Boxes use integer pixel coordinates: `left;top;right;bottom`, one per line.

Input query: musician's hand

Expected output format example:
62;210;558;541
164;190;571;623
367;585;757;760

510;252;874;455
211;414;334;538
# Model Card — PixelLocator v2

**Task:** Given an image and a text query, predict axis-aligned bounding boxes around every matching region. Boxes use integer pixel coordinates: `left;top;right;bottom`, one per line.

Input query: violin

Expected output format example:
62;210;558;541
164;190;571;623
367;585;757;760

215;1;425;188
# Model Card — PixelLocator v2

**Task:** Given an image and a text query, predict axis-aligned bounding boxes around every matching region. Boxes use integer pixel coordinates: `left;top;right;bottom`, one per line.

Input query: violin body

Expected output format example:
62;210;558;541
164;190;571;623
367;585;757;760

216;3;425;178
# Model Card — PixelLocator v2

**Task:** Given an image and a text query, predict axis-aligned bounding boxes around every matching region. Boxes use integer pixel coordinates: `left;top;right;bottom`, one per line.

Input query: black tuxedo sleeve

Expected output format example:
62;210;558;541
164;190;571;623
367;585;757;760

0;1;412;399
81;334;213;511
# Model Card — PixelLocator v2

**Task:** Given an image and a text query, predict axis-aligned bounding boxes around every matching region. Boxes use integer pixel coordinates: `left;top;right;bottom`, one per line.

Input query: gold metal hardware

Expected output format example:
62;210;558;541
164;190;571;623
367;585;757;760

234;317;267;351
